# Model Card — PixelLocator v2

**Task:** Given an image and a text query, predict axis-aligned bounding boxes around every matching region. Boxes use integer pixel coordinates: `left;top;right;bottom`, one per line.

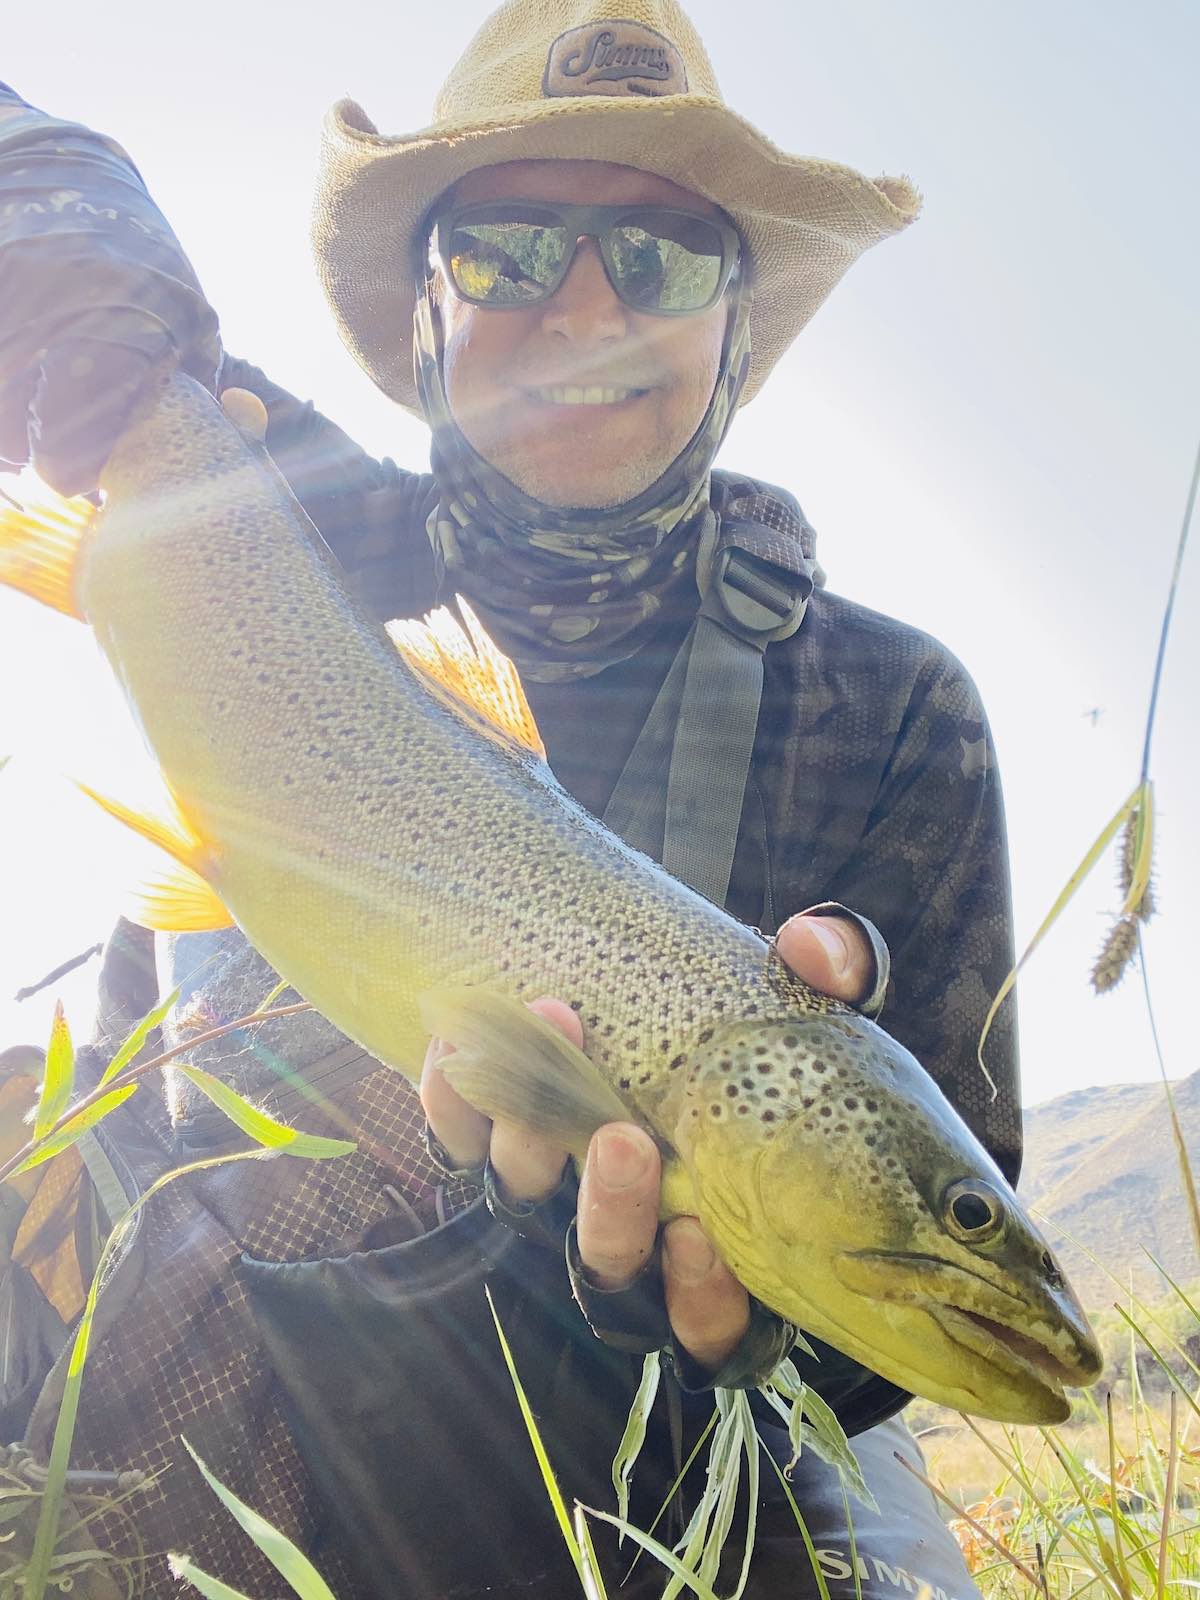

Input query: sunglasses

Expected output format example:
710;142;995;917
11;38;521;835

430;201;742;317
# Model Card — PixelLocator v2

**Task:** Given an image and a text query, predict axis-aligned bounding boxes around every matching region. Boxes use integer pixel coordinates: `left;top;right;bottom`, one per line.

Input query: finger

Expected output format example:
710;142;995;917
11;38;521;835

775;912;873;1005
420;1038;490;1170
30;340;161;496
489;1117;569;1206
486;997;580;1204
577;1123;660;1291
220;387;269;442
661;1216;751;1374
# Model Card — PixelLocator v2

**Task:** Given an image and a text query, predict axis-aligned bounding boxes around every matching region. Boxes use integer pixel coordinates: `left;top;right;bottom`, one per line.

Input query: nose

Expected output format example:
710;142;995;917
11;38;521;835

539;237;629;345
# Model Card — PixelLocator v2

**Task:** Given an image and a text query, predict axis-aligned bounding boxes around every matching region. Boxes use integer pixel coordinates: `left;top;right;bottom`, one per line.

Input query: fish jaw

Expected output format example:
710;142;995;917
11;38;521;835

831;1249;1102;1423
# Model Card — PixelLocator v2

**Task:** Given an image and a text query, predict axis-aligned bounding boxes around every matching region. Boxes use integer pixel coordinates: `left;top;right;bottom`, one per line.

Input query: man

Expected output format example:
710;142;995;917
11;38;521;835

0;1;1018;1596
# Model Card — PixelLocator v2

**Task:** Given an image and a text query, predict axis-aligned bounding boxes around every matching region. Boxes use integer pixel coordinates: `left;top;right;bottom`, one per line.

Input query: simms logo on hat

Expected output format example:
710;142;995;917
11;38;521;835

543;20;689;98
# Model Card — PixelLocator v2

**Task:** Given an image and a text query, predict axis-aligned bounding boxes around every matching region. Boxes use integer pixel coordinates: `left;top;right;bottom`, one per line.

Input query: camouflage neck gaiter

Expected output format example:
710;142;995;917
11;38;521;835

412;280;753;682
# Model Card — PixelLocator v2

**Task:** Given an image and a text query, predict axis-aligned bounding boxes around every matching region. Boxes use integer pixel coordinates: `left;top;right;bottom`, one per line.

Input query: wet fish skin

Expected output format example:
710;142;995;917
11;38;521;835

0;372;1102;1421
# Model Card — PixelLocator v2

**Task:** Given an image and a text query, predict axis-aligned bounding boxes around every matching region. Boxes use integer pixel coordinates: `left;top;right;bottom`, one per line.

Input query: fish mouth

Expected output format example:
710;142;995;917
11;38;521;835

931;1305;1095;1396
835;1249;1102;1409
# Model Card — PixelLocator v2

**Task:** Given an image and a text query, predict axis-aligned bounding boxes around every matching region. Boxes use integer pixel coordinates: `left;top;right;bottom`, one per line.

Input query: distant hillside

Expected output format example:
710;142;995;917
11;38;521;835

1019;1073;1200;1307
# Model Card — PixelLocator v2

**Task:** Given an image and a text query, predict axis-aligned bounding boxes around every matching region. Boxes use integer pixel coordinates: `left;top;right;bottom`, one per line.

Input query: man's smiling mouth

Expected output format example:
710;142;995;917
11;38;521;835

524;385;649;406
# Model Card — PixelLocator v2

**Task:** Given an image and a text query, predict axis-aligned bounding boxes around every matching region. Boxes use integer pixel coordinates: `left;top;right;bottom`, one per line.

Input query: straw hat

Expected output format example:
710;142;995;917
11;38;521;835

312;0;922;415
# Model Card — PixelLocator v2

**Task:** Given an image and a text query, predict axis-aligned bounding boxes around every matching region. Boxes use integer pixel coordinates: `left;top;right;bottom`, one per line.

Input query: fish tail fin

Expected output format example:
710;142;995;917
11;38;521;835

0;482;96;620
386;600;546;761
76;781;234;932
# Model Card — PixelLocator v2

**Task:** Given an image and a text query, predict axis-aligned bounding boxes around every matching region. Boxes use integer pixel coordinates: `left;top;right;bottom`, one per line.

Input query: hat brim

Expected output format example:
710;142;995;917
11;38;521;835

312;94;921;414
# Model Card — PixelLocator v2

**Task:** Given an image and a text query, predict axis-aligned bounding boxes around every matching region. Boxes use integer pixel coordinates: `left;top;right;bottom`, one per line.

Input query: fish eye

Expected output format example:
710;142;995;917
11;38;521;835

943;1178;1006;1243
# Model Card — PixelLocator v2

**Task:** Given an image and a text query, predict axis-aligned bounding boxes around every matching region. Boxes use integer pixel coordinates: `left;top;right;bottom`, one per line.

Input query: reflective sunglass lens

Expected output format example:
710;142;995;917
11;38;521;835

448;217;568;305
610;215;725;311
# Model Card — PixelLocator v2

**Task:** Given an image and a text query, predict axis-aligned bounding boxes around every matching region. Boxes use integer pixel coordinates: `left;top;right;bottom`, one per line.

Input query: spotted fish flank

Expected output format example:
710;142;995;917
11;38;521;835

0;371;1101;1423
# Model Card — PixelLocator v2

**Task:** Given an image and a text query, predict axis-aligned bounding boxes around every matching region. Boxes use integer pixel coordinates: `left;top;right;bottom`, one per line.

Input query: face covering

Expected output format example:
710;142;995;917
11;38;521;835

412;274;753;682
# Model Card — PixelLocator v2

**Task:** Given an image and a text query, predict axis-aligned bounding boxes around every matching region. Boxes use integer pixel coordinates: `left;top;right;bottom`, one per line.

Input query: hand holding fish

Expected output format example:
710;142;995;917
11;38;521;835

421;910;875;1375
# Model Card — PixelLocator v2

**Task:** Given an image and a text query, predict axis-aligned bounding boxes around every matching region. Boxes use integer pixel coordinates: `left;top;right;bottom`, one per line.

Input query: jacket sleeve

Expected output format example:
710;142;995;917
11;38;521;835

824;646;1022;1185
0;82;223;492
217;355;441;622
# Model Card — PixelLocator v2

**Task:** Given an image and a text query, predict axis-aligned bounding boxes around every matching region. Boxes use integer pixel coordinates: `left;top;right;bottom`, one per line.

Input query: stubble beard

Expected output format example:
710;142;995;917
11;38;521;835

481;437;673;509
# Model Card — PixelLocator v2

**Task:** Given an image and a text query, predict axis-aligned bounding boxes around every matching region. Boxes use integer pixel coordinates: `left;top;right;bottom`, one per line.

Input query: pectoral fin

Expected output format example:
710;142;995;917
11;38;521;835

418;988;632;1159
0;482;97;620
77;782;234;932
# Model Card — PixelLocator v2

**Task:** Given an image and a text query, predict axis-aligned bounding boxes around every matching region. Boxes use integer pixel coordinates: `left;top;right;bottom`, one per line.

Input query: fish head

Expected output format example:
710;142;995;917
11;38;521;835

673;1012;1102;1422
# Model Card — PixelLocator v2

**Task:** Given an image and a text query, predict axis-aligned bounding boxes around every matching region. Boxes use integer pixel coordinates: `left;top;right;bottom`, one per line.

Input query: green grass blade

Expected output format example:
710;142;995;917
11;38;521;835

584;1505;724;1600
1158;1073;1200;1263
11;1084;138;1175
180;1439;337;1598
572;1504;610;1600
486;1286;583;1580
98;987;181;1088
619;1406;717;1589
977;782;1141;1084
176;1066;355;1159
168;1554;256;1600
32;1002;75;1140
789;1384;876;1514
258;976;296;1011
841;1481;863;1600
762;1449;833;1600
611;1352;660;1538
1121;783;1155;917
725;1395;759;1600
1113;1306;1200;1422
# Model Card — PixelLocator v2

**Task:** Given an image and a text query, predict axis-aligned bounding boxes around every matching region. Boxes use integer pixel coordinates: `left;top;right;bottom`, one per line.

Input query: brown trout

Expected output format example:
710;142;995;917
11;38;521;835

0;371;1101;1421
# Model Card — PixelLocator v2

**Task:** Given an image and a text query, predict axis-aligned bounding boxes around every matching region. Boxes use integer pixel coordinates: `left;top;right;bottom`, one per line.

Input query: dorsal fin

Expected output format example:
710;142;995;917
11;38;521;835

386;600;546;761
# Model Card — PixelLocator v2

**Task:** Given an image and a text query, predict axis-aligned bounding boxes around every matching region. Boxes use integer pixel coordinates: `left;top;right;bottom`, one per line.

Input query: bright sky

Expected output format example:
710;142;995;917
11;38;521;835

1;0;1197;1113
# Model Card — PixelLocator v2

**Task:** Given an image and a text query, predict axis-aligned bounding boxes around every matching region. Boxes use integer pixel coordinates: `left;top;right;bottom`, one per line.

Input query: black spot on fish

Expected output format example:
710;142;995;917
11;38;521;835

668;1054;685;1072
783;1034;798;1048
844;1097;858;1111
698;1029;713;1044
725;1084;738;1099
761;1110;776;1123
736;1105;749;1116
819;1106;832;1118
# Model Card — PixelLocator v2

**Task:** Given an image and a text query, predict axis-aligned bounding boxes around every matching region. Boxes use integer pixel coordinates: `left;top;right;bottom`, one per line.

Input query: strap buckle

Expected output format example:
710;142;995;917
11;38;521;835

706;541;812;645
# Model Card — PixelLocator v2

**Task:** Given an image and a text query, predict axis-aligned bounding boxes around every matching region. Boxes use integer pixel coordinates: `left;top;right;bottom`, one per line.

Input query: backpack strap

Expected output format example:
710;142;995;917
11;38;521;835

603;476;818;908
